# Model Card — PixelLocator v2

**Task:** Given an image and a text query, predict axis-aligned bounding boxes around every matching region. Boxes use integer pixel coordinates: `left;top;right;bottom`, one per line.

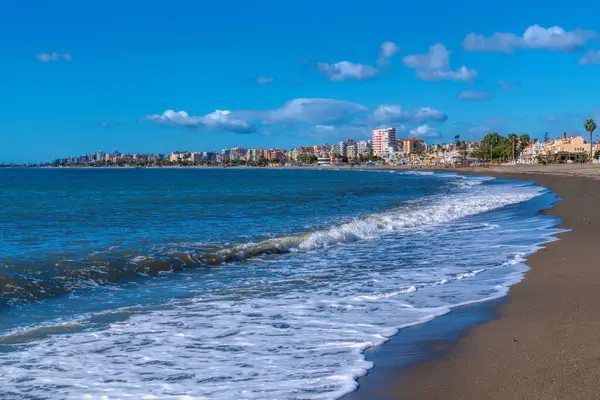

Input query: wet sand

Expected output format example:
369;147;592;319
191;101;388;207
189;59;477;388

376;164;600;399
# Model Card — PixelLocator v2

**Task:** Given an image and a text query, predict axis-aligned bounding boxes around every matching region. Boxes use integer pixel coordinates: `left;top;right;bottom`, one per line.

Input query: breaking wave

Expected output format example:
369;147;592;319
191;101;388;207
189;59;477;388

0;175;545;307
0;170;562;400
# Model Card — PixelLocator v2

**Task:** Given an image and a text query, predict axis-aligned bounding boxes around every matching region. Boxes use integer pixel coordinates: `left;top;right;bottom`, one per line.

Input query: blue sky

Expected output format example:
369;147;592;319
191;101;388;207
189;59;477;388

2;0;600;162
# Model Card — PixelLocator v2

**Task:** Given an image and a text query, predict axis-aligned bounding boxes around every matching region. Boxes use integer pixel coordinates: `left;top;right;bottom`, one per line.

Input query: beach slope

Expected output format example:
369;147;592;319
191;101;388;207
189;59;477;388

390;166;600;399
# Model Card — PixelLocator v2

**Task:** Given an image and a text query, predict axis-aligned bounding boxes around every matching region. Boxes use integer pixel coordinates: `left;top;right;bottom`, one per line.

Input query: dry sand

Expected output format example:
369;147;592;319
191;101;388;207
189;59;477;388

383;164;600;399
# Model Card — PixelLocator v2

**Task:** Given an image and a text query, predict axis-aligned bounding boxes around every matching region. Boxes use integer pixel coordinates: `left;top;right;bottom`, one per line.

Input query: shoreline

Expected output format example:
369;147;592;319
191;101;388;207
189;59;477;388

351;165;600;399
5;164;599;399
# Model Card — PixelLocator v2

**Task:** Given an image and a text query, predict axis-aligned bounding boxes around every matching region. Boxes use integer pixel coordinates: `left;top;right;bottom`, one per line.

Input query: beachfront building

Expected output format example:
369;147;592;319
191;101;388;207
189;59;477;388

426;147;460;165
546;134;587;154
266;148;285;162
169;151;187;163
296;146;315;158
347;143;359;160
316;157;332;166
529;134;589;163
395;140;405;154
382;149;409;165
229;147;248;161
290;146;314;163
313;144;333;158
339;139;356;159
356;140;372;157
520;141;546;164
248;148;266;161
221;148;231;162
372;128;397;156
187;152;202;163
402;138;426;155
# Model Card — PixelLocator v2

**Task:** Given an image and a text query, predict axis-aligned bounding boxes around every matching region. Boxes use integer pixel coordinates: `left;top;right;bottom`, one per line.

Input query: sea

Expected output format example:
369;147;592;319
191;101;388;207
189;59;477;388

0;168;561;400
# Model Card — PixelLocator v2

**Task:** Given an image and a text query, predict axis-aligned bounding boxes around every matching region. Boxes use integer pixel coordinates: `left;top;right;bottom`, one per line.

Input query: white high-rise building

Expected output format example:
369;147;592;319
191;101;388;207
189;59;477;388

357;140;372;156
372;128;397;156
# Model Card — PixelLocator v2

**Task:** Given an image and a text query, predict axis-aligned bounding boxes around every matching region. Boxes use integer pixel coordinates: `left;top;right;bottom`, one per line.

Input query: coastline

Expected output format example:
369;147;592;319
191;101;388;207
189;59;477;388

6;164;600;399
351;165;600;399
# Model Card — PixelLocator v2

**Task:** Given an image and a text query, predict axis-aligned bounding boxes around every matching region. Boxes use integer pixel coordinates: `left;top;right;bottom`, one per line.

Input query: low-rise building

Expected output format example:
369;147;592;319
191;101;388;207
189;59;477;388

546;134;587;154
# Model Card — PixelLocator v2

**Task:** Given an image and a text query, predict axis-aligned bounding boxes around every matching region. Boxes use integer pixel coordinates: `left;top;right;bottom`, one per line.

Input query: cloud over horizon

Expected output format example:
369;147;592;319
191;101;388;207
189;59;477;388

262;98;368;124
409;124;440;138
316;61;379;81
369;104;449;125
144;110;256;133
457;91;492;101
37;52;72;62
402;43;477;82
256;77;275;84
463;25;596;53
145;98;369;134
377;41;400;65
580;50;600;65
145;99;449;138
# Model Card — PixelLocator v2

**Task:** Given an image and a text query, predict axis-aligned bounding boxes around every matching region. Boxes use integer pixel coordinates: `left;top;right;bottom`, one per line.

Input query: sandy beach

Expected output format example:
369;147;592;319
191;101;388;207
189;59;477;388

361;164;600;399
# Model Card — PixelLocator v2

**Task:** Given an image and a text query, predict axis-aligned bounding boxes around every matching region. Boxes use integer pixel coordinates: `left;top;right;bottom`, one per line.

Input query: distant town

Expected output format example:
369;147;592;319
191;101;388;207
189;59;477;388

3;123;600;168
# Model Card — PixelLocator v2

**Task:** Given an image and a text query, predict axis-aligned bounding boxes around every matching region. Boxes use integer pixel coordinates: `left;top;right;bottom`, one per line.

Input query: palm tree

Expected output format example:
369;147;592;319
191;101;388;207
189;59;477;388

453;135;463;164
584;119;597;162
507;133;518;163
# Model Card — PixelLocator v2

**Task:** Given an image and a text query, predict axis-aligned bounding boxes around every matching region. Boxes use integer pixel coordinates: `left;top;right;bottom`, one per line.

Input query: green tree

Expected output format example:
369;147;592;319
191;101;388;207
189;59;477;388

584;119;597;162
366;146;376;161
519;134;531;148
544;132;550;143
474;132;511;162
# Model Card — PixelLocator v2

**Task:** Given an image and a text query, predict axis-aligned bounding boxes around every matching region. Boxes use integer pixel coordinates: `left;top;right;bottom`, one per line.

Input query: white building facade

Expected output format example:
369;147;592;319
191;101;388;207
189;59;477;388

372;128;397;156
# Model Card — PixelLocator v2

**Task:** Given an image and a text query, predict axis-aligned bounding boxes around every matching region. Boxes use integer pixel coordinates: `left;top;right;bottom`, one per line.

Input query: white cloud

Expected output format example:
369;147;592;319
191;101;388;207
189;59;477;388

144;110;255;133
402;43;477;82
369;104;448;125
377;41;400;65
580;50;600;65
524;25;595;51
457;91;492;101
498;80;516;91
315;124;334;130
409;125;440;138
463;25;595;53
146;99;448;139
317;61;379;81
256;77;275;84
463;33;523;54
146;98;369;134
37;52;72;62
264;98;368;124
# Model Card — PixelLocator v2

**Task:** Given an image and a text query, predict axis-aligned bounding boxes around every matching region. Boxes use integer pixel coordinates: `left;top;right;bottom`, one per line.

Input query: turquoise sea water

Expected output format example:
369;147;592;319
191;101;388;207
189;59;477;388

0;168;560;399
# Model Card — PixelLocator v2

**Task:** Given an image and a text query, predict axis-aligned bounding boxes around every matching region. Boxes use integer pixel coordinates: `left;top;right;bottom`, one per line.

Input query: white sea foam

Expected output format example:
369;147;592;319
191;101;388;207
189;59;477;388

396;170;435;176
298;181;544;250
0;175;561;400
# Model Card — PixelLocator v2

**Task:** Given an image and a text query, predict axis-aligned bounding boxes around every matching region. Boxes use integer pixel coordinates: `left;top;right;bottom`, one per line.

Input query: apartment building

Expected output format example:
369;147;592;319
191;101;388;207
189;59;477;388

372;128;396;156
